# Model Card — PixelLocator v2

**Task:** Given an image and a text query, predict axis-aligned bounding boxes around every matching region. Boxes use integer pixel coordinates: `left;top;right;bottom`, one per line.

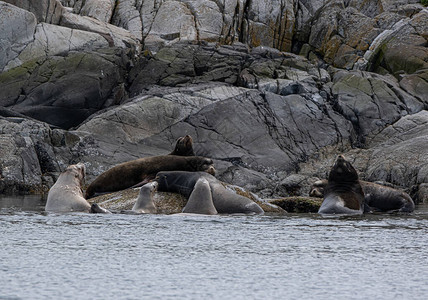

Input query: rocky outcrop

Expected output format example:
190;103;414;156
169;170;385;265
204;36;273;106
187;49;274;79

3;0;63;24
1;0;427;206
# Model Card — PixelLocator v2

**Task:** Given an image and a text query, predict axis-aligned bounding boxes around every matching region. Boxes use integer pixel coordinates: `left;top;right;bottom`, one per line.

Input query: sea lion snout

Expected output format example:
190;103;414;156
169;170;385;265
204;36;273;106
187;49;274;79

141;181;158;193
206;165;216;176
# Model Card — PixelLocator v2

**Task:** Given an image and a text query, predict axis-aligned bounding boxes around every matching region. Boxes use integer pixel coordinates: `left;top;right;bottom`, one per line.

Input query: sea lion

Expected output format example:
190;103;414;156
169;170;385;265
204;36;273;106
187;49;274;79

85;155;215;199
310;179;415;213
182;178;218;215
156;171;264;215
318;155;365;215
45;163;91;213
170;135;195;156
132;181;158;214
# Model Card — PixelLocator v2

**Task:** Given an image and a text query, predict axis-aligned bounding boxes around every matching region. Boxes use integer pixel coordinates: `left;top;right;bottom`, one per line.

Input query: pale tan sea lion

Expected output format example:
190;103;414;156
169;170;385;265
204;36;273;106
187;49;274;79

45;163;91;213
132;181;158;214
182;178;218;215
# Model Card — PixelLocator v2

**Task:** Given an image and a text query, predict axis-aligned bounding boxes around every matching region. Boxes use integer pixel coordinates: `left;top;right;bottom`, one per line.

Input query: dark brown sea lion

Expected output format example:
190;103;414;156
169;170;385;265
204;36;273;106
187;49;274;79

170;135;195;156
318;155;365;215
310;179;415;213
85;156;215;199
156;171;264;215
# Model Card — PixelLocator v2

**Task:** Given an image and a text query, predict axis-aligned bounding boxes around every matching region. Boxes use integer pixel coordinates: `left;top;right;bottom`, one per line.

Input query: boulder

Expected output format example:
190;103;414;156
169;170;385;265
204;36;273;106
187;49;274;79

364;111;428;202
0;48;131;129
0;2;37;72
4;22;109;70
79;0;114;23
330;70;424;142
3;0;63;24
60;9;140;49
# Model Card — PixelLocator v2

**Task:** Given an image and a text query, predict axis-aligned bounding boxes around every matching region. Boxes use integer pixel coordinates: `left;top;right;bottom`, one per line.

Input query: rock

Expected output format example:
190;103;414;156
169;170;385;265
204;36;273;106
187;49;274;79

0;48;132;129
0;116;59;194
4;22;109;70
60;10;140;49
304;0;427;72
399;69;428;104
79;0;114;23
3;0;63;24
0;2;37;72
1;1;428;207
111;0;143;42
364;111;428;202
89;180;284;214
269;197;323;213
369;9;428;76
331;70;424;142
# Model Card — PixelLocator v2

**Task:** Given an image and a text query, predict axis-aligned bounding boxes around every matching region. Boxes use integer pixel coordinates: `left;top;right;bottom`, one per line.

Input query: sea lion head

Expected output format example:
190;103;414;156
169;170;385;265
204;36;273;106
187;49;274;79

171;135;195;156
309;179;328;197
188;157;216;176
141;181;158;196
200;158;216;175
328;155;358;182
65;163;86;185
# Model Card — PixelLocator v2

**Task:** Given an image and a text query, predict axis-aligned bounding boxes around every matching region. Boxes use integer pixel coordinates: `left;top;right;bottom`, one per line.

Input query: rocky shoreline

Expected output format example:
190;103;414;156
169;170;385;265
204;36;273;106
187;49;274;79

0;0;427;205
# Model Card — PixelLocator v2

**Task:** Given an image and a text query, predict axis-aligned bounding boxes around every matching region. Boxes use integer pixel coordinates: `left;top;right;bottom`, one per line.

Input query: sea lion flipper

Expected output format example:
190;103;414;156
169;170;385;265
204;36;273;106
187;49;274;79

90;203;112;214
183;178;218;215
130;176;155;189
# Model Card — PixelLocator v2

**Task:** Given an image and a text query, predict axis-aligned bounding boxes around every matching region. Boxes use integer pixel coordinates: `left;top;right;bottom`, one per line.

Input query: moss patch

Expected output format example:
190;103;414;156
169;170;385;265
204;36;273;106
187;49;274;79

270;197;323;213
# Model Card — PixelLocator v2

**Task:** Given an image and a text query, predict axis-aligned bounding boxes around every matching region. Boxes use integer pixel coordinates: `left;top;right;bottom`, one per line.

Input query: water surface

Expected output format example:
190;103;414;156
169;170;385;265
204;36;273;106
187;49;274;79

1;196;427;299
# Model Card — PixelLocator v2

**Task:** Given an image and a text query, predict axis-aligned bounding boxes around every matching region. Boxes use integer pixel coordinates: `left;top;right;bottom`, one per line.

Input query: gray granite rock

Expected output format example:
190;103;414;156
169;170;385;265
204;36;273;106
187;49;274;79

0;2;37;72
1;1;427;206
0;48;132;129
3;0;63;24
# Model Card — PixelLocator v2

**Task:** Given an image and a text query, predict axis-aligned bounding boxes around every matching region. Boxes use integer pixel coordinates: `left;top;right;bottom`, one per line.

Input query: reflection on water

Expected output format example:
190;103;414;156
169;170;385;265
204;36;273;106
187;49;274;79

1;196;428;300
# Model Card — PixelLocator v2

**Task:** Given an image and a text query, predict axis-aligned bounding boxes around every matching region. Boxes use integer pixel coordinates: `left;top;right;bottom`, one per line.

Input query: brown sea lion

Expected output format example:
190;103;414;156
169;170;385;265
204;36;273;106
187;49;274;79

170;135;195;156
45;163;91;213
85;155;215;199
156;171;263;215
318;155;365;215
310;179;415;213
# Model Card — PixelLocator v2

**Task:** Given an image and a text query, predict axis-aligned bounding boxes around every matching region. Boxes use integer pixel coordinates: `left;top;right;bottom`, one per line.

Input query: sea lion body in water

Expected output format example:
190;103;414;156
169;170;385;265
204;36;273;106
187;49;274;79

310;179;415;213
85;155;215;199
318;155;365;215
46;163;91;213
156;171;263;215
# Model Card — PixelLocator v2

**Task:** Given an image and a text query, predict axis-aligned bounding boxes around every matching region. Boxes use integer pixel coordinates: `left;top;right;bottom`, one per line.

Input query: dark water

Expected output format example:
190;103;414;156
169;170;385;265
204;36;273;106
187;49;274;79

1;196;428;300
